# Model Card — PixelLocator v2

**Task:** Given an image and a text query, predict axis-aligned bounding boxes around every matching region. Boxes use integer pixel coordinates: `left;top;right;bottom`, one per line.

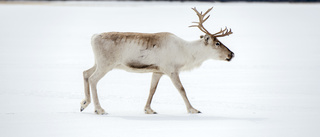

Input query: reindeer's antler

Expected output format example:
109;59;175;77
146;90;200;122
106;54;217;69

189;7;233;38
189;7;213;35
212;27;233;37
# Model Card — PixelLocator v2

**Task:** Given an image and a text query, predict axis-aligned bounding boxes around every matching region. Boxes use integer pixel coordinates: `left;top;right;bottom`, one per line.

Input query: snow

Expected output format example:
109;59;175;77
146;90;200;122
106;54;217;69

0;1;320;137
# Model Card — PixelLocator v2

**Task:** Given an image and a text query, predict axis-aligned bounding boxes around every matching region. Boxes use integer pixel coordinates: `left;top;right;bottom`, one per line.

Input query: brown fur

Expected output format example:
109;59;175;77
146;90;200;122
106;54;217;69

100;32;168;49
127;62;159;70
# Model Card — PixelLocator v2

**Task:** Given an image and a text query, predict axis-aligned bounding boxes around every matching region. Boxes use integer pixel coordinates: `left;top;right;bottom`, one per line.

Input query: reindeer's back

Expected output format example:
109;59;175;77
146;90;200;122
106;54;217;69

94;32;174;49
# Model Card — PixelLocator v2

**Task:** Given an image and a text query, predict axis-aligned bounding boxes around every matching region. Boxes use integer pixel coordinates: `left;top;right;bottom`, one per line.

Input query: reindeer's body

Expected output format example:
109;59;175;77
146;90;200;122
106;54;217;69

80;7;234;115
93;32;212;73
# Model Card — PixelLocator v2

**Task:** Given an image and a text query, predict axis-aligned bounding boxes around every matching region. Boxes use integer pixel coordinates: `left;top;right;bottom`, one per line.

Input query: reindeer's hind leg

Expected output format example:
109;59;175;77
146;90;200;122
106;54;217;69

80;65;96;112
89;64;114;115
145;72;163;114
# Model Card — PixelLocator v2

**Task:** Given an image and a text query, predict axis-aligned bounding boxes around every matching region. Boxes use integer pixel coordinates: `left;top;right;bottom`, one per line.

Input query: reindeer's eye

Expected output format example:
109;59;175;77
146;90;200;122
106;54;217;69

215;42;220;46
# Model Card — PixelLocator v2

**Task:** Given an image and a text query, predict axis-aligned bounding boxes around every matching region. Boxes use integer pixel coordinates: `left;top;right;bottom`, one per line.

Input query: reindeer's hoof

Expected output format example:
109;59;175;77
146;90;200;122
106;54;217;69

95;108;107;115
188;108;201;114
80;99;90;112
145;108;157;114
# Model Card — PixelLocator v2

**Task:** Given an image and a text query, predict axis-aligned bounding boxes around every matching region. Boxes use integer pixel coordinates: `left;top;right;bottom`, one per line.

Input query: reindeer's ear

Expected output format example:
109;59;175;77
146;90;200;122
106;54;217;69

200;35;204;39
203;35;210;45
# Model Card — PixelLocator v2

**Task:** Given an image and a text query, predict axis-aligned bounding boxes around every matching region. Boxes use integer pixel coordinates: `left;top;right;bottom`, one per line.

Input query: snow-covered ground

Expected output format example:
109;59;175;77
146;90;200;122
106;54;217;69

0;1;320;137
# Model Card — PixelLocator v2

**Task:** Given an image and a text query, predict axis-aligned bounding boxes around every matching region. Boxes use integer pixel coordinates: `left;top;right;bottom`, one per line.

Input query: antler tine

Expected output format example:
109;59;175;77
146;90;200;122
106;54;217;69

189;7;213;35
203;7;213;16
203;15;210;23
212;27;227;36
214;27;233;37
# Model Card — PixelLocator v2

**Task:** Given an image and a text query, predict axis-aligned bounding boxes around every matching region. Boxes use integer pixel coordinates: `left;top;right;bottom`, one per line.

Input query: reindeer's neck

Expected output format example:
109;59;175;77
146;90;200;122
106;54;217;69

179;39;211;71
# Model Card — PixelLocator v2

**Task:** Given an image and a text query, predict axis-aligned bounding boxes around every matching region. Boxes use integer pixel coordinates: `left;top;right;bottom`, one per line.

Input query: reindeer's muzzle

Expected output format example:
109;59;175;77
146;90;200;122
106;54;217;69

226;52;234;61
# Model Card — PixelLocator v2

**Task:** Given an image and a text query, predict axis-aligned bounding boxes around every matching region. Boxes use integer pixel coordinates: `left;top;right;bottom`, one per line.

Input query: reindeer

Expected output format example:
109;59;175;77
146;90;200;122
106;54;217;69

80;7;234;115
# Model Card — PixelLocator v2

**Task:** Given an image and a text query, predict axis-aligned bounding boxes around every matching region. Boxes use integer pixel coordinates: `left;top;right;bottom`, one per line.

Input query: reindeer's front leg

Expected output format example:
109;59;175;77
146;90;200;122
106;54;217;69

169;72;201;114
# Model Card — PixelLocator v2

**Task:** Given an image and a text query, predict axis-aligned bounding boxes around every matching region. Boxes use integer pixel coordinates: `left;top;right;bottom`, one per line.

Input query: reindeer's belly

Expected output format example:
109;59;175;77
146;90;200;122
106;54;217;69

116;62;160;73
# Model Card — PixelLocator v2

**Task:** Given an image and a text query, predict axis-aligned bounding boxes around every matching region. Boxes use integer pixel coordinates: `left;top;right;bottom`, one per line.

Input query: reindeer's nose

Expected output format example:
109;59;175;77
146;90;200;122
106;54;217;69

227;52;234;61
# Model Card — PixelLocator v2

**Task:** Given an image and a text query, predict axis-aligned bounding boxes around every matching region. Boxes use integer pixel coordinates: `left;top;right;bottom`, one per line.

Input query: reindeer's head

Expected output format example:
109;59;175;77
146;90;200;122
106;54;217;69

190;7;234;61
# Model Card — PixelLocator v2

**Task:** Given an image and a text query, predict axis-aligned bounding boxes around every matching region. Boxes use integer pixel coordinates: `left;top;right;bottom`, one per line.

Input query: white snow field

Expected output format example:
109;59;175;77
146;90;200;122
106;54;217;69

0;1;320;137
